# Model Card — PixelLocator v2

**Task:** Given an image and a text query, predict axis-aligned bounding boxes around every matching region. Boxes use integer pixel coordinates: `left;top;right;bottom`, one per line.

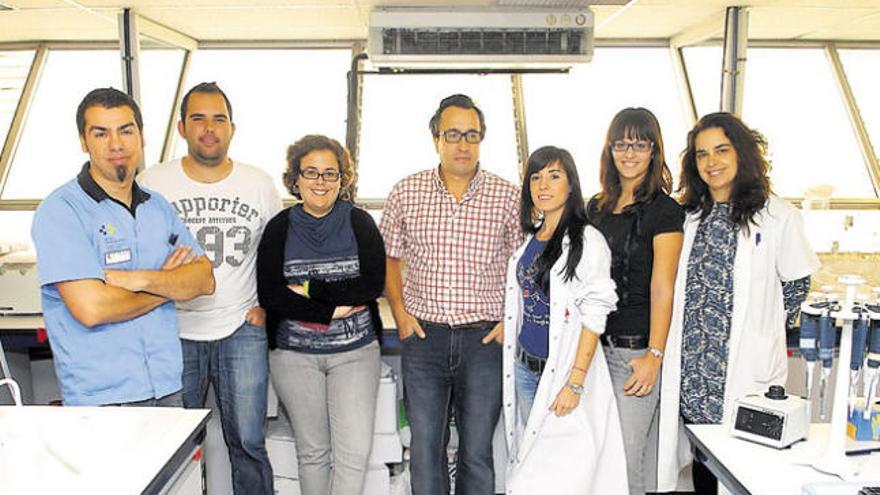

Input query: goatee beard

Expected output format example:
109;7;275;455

115;165;127;182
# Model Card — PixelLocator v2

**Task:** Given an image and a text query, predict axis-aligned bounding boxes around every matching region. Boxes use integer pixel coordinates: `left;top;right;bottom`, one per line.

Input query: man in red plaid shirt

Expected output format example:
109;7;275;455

381;94;523;495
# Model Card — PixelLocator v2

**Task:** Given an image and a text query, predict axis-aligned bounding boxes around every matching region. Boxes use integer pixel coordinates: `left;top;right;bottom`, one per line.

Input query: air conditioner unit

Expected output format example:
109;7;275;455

367;7;594;68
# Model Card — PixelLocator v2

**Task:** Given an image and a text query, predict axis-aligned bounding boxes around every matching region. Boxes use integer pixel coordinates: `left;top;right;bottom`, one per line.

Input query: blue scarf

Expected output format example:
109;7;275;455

285;200;356;262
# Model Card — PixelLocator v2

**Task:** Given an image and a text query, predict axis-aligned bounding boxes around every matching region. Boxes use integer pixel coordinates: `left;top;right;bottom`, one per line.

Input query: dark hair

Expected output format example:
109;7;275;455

428;94;486;139
76;87;143;136
596;107;672;214
180;82;233;125
679;112;771;230
519;146;587;294
283;134;355;201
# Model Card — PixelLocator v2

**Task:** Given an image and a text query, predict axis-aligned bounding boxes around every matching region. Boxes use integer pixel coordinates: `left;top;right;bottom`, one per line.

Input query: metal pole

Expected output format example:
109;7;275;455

825;44;880;197
720;6;748;116
118;8;142;106
346;45;367;201
510;74;529;181
160;50;193;164
0;46;47;199
669;45;698;125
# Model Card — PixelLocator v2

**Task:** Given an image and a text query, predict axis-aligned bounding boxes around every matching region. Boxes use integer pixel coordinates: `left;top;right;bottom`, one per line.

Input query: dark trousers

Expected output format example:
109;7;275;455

402;320;502;495
691;454;718;495
682;416;718;495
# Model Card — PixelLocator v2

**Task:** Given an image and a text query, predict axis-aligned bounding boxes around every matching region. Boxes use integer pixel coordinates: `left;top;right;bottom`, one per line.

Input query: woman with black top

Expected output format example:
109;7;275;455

256;134;385;495
586;108;684;495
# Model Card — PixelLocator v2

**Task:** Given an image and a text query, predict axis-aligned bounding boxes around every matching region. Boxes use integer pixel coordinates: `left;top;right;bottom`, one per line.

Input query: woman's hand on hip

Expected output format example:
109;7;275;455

624;353;661;397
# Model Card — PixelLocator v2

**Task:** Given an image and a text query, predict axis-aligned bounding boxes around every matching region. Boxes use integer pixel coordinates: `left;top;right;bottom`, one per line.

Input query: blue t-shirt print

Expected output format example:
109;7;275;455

517;237;550;358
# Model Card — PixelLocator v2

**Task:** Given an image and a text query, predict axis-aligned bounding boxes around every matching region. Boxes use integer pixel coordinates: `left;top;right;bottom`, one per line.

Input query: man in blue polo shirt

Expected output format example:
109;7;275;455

31;87;215;406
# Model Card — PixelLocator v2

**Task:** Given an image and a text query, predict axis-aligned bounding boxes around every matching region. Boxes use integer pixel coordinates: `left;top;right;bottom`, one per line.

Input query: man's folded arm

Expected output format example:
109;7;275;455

56;279;168;328
105;255;216;301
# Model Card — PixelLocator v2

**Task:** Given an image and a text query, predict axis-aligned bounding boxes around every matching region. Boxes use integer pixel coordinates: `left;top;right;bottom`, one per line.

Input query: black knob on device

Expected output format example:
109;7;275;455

765;385;787;400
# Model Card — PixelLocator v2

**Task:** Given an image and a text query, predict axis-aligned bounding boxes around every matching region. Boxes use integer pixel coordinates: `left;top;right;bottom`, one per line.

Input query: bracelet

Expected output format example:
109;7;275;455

566;382;584;395
647;347;664;359
302;279;311;299
571;365;587;374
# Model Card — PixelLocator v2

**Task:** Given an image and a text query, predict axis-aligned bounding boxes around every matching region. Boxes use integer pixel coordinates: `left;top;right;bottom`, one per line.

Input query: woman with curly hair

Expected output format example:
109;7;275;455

656;113;819;494
256;134;385;495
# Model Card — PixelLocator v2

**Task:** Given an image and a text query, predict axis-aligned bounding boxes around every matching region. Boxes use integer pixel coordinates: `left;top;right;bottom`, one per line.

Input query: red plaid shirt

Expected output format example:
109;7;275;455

380;167;523;325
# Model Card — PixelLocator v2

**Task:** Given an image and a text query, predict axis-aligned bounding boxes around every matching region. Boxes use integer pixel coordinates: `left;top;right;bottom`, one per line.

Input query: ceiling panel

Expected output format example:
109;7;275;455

797;9;880;40
594;5;723;38
141;6;366;40
0;10;117;42
749;6;880;40
0;1;878;43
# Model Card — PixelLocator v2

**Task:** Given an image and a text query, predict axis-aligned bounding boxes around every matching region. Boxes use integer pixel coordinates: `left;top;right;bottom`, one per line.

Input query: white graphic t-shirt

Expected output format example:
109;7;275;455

139;159;283;341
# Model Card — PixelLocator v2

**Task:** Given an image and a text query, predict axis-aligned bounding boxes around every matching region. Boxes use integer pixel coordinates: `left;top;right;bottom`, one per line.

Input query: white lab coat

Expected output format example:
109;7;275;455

656;196;820;492
502;226;629;495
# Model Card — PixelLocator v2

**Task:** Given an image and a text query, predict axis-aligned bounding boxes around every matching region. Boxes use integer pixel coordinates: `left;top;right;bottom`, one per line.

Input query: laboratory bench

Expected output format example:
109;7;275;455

686;423;880;495
0;405;210;494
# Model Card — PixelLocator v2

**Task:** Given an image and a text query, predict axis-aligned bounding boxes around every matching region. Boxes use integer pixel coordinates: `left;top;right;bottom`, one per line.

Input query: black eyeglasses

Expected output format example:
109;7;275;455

611;140;653;154
441;129;482;144
299;168;340;182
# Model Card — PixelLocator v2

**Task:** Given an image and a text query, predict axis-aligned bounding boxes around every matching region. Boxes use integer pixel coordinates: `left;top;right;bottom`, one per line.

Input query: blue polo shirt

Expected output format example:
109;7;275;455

31;163;202;406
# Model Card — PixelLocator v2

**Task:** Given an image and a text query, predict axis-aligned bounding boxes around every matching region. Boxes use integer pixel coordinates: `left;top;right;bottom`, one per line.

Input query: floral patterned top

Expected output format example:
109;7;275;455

680;202;737;424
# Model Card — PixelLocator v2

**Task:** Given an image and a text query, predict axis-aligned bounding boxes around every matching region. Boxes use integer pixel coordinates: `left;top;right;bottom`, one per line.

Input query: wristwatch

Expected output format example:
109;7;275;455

566;382;584;395
648;347;664;359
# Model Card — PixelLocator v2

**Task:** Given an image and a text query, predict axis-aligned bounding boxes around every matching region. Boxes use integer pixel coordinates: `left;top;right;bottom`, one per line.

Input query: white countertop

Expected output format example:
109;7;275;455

687;423;880;495
0;314;43;331
0;406;209;494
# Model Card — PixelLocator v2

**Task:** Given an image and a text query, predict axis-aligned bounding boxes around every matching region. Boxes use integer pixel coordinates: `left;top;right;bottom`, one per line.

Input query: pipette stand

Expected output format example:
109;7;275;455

811;275;864;479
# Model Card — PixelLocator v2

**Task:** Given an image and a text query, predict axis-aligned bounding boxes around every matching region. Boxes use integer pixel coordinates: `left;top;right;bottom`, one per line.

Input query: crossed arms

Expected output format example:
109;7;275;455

56;245;215;328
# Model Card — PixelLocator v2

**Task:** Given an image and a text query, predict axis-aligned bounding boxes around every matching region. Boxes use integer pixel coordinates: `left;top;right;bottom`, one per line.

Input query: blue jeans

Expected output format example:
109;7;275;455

514;359;540;430
181;321;273;495
402;320;502;495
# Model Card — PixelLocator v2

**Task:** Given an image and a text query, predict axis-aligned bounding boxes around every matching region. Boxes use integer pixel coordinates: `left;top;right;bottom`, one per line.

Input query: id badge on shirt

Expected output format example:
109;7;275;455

104;248;132;265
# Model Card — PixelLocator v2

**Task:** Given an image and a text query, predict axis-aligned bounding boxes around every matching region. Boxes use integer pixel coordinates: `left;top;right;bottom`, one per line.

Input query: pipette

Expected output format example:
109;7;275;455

818;295;838;420
799;293;824;404
849;301;869;409
863;299;880;419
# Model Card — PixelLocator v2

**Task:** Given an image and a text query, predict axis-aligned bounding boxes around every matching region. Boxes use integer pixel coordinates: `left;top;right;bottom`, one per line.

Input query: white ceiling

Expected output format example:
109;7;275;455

0;0;879;44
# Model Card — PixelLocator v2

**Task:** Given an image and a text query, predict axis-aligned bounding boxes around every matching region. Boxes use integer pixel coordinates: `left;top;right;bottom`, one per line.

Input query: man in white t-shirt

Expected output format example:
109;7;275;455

139;82;280;495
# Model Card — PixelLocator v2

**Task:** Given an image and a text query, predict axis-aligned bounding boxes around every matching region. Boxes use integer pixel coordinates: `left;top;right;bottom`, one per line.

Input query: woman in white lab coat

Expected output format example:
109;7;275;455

656;113;819;493
501;146;628;495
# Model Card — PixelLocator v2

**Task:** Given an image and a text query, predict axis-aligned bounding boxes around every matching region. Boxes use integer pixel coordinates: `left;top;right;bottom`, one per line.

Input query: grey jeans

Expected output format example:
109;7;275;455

604;344;660;495
270;341;381;495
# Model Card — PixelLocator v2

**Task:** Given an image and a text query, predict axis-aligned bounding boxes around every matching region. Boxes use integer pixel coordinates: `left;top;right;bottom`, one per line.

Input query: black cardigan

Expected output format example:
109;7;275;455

256;205;386;350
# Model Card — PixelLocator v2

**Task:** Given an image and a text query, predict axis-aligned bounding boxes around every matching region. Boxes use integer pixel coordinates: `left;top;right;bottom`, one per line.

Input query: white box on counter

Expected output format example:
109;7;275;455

374;373;398;435
368;432;402;467
267;418;298;480
363;466;391;495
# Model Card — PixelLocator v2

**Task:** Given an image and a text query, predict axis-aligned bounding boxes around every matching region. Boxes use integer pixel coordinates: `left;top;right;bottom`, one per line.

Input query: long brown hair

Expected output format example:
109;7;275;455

595;107;672;214
678;112;771;231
